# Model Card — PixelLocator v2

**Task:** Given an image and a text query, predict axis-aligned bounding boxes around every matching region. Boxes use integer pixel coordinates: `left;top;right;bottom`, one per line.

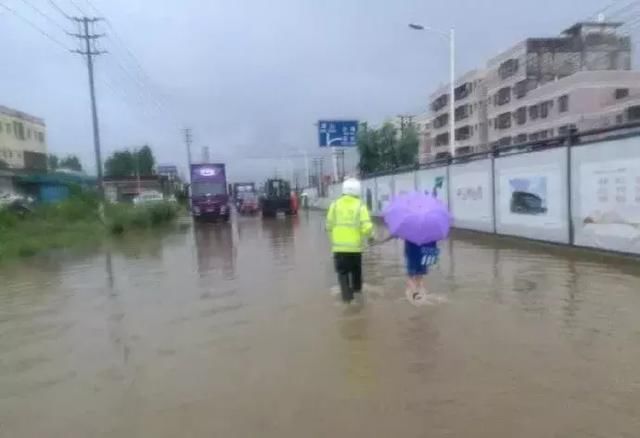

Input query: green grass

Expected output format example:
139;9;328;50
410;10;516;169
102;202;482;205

0;195;180;262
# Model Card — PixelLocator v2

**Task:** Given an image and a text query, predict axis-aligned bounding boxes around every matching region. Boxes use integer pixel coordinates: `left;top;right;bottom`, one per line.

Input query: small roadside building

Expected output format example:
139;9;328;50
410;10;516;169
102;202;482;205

13;170;96;203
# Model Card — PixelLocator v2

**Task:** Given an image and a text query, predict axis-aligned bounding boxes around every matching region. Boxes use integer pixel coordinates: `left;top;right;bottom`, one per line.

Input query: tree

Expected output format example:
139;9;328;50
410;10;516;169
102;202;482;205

104;146;156;178
48;154;59;171
137;145;155;176
357;122;419;175
59;155;83;171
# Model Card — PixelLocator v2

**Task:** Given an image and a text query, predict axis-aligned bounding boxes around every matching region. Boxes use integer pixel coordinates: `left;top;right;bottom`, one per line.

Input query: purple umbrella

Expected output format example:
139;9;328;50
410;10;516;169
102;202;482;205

383;192;451;245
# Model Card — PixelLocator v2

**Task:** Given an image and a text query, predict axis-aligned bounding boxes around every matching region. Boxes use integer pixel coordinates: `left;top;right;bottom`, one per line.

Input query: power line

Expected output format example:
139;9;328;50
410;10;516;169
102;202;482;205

19;0;70;32
0;1;71;51
47;0;71;19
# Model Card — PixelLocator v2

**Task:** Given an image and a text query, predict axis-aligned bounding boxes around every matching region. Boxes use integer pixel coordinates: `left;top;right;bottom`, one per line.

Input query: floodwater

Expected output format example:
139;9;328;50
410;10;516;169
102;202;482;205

2;213;640;438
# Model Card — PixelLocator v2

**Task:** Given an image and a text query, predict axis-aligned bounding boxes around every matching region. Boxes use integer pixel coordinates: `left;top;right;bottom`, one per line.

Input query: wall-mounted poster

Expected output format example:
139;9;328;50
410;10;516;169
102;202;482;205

576;158;640;254
416;167;448;207
498;166;563;227
451;171;492;222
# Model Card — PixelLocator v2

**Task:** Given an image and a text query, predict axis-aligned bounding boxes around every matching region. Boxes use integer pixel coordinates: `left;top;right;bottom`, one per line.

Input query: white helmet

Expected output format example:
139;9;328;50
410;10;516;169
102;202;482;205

342;178;361;197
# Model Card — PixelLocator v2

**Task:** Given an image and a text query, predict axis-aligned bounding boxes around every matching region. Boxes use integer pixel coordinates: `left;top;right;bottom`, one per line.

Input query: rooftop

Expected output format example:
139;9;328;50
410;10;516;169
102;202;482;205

562;21;623;36
0;105;45;126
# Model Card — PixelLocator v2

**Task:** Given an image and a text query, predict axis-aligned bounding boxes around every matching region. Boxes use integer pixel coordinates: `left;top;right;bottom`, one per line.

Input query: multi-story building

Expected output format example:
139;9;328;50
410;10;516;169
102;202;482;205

485;21;632;148
429;69;488;159
488;70;640;146
0;105;47;169
419;20;639;162
413;112;433;164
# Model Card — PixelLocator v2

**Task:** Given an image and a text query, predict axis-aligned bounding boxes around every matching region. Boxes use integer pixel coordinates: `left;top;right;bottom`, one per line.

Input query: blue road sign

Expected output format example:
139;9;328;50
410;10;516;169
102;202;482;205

318;120;358;147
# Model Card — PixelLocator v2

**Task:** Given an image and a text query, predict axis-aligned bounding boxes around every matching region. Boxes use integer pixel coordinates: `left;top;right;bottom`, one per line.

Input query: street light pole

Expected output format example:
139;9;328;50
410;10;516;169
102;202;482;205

449;28;456;158
409;24;456;158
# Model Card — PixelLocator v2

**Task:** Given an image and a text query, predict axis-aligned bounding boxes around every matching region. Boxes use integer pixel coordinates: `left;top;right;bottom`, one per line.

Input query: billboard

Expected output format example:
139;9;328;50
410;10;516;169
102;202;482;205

318;120;358;147
450;159;494;232
495;148;569;243
574;153;640;253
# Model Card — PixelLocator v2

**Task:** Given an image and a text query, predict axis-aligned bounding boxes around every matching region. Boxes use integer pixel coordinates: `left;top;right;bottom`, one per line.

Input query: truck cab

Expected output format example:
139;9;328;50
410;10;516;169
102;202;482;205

260;179;295;218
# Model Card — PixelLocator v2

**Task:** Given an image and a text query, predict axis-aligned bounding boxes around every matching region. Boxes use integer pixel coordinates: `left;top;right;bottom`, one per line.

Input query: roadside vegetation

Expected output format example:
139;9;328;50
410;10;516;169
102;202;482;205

0;191;180;261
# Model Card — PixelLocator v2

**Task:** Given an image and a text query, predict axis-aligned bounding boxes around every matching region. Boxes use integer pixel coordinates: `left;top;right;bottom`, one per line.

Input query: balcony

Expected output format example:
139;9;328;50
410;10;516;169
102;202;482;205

455;104;471;122
431;94;449;112
455;82;473;101
433;113;449;129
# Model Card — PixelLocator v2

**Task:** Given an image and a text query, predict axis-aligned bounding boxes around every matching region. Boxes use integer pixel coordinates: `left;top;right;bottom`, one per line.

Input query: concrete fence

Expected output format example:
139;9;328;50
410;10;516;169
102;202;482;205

313;133;640;256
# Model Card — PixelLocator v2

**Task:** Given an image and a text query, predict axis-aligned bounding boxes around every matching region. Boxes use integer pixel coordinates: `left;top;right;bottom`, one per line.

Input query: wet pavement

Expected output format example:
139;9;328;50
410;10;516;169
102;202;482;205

2;212;640;437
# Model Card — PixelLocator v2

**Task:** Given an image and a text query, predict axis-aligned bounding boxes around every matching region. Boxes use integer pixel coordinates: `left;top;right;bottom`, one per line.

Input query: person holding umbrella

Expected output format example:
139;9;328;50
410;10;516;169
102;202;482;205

382;192;451;303
326;178;374;304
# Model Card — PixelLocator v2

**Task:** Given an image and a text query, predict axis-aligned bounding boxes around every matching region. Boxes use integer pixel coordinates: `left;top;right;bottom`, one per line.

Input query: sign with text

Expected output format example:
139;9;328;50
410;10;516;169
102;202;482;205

318;120;358;147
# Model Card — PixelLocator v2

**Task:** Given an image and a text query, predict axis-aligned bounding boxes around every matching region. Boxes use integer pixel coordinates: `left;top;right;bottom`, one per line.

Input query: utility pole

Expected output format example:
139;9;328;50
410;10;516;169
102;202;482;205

183;128;193;182
69;17;106;194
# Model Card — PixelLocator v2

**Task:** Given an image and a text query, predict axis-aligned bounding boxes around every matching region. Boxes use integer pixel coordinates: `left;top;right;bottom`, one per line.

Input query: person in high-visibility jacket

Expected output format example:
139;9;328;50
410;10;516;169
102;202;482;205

326;178;374;303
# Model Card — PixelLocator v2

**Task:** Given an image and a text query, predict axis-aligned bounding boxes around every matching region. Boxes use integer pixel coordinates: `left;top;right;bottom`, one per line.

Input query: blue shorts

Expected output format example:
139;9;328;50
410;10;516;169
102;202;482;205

404;241;437;276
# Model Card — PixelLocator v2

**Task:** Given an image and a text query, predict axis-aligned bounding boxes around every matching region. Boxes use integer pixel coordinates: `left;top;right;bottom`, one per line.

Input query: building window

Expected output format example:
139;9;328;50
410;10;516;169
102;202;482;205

616;114;624;124
495;87;511;106
558;95;569;113
38;132;45;142
514;134;528;144
6;123;12;134
455;126;472;141
529;132;540;141
540;100;553;119
496;112;512;130
455;104;471;121
514;107;527;125
626;105;640;121
12;121;25;140
529;105;539;120
435;132;449;147
513;80;528;99
433;113;449;129
499;58;519;80
431;94;449;112
454;82;472;101
615;88;629;100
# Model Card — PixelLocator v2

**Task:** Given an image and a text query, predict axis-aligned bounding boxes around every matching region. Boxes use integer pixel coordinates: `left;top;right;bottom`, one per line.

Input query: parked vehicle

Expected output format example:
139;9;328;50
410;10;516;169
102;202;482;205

260;179;295;217
190;163;230;222
0;192;33;216
133;190;164;206
238;193;259;215
232;182;256;209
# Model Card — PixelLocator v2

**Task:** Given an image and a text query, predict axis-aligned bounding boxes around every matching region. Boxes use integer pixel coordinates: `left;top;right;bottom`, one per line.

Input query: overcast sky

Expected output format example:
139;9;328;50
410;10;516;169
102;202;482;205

0;0;617;181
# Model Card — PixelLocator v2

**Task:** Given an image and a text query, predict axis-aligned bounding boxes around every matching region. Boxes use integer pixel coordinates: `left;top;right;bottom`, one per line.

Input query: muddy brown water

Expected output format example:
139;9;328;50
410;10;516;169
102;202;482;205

1;213;640;437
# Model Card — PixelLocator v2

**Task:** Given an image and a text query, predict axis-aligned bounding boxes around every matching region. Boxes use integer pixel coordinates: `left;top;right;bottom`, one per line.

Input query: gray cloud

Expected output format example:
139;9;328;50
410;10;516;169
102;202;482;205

1;0;612;181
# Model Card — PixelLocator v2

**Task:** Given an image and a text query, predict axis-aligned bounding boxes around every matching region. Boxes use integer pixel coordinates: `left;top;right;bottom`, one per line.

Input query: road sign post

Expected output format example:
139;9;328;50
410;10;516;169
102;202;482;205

318;120;358;183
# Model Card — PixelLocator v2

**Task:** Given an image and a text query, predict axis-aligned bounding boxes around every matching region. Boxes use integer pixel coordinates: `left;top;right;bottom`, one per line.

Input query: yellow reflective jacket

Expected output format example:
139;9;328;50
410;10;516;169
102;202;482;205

326;195;374;253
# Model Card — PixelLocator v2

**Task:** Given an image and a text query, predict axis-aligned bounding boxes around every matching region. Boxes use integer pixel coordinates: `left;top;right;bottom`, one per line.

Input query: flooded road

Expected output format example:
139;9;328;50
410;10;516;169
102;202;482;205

2;212;640;437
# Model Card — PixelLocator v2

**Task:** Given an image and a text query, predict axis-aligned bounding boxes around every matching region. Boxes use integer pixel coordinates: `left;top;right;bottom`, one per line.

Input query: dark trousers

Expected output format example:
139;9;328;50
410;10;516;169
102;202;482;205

333;253;362;302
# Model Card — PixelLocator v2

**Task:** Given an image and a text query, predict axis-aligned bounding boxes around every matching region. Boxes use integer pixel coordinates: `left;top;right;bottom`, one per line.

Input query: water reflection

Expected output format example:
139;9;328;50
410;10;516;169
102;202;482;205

193;222;236;279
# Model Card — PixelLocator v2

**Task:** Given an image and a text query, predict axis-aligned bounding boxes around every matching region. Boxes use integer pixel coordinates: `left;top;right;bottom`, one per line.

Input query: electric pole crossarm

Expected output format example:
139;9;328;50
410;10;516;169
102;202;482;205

71;50;108;55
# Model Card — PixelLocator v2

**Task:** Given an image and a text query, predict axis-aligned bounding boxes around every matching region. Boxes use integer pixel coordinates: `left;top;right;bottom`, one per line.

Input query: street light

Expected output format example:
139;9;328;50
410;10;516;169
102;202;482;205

409;23;456;158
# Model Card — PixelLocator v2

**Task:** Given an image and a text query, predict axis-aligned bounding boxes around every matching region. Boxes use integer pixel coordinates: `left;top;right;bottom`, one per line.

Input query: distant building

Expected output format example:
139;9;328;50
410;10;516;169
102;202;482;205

0;105;48;170
413;112;434;164
430;69;487;159
425;20;639;160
